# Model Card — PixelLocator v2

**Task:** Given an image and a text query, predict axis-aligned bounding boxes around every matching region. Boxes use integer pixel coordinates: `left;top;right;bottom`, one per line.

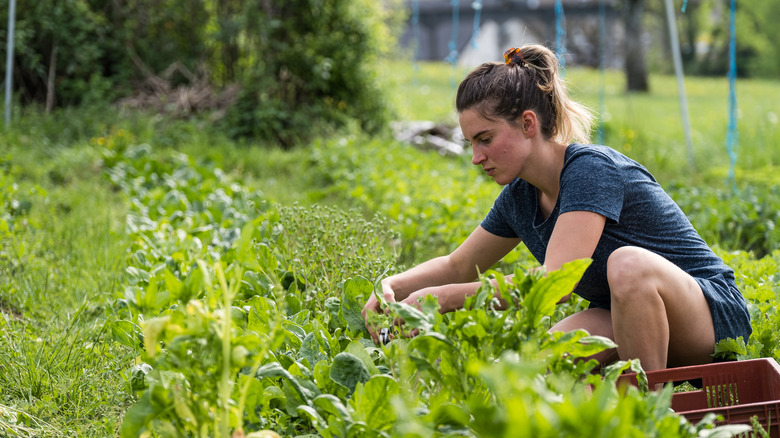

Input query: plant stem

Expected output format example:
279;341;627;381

217;263;231;438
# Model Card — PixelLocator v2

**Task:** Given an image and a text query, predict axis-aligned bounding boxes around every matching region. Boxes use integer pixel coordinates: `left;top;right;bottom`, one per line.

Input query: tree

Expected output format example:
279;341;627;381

623;0;649;92
0;0;211;108
691;0;780;78
1;0;108;108
1;0;399;145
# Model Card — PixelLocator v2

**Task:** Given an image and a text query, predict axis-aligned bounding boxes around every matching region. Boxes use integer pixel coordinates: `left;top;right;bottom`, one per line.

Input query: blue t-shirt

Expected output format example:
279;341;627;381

481;143;733;307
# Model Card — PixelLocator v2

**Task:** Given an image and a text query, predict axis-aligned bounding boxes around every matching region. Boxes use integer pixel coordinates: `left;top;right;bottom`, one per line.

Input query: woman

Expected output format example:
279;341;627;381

362;44;751;371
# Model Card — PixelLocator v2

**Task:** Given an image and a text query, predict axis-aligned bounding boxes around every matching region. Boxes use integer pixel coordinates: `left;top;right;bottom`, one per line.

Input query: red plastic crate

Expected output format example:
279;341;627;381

618;358;780;437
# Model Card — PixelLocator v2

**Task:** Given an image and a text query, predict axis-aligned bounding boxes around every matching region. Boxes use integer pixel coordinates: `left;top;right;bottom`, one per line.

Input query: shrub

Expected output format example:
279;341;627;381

222;0;396;146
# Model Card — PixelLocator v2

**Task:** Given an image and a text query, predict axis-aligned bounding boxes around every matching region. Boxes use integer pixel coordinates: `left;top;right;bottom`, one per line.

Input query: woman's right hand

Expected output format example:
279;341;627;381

362;279;397;344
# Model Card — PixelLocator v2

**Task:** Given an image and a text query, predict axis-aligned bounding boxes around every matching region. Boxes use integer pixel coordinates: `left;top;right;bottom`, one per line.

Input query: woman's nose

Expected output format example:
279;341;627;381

472;148;485;166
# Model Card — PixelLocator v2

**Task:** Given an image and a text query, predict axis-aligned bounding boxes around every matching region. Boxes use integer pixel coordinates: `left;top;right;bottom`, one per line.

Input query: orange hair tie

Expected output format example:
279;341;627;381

503;47;524;66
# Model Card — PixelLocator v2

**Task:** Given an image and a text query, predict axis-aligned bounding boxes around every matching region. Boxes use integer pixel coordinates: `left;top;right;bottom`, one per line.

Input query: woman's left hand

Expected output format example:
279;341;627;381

391;287;441;338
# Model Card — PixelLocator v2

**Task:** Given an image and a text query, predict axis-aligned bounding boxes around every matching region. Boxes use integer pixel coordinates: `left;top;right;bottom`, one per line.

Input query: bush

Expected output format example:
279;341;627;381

222;0;396;147
2;0;401;143
0;0;211;107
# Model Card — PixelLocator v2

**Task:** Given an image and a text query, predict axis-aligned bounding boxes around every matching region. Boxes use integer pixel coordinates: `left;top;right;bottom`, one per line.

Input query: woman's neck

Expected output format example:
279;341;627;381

526;141;568;198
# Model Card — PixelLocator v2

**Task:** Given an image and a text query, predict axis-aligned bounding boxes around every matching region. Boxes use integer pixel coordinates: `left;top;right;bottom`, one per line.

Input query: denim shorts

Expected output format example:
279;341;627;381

695;273;752;343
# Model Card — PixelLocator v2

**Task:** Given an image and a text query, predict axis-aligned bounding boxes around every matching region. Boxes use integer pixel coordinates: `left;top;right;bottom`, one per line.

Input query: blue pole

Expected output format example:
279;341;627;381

446;0;460;87
471;0;482;49
411;0;420;83
5;0;16;127
555;0;566;70
726;0;738;191
597;0;606;145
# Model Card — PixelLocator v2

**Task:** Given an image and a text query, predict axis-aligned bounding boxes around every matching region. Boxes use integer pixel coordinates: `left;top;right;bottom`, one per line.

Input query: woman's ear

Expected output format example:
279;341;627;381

520;110;538;137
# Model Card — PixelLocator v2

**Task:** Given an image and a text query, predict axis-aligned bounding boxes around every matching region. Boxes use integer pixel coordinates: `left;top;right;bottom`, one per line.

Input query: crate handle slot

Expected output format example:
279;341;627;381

706;383;739;408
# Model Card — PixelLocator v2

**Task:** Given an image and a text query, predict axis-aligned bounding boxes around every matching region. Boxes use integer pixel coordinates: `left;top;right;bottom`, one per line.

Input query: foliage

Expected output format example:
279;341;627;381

668;182;780;258
308;134;508;265
3;66;780;435
0;154;41;236
222;0;395;146
717;249;780;362
0;0;111;105
681;0;780;78
88;137;752;436
119;0;210;79
0;0;212;106
0;0;400;144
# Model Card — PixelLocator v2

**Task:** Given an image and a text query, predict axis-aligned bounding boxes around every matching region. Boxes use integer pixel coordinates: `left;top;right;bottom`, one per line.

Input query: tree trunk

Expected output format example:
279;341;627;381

216;0;237;82
624;0;649;92
45;43;57;113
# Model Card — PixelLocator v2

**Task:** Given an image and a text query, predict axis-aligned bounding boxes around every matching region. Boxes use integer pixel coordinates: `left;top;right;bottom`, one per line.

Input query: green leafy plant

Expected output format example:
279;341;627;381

97;137;758;437
669;183;780;258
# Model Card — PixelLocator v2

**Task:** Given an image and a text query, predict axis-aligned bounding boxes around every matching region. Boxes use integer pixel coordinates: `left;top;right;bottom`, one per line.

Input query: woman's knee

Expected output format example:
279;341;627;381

607;247;649;286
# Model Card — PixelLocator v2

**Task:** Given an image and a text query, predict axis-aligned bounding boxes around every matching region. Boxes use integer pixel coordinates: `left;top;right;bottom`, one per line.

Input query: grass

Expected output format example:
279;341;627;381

0;62;778;435
1;140;133;436
384;60;780;186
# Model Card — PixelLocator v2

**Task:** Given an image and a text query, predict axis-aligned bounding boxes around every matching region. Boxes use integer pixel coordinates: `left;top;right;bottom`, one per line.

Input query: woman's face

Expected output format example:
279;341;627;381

459;108;530;185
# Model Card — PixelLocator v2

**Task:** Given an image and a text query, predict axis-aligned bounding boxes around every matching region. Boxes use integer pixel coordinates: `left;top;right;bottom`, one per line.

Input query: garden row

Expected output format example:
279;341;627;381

98;131;778;436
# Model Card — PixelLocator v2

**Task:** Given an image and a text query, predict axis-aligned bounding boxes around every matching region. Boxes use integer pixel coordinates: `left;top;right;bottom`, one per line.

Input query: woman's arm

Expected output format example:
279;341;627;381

543;210;607;302
362;226;520;320
419;211;604;311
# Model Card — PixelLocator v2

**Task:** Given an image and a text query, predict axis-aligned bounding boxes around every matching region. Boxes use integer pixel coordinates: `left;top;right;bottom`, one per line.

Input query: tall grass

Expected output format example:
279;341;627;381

1;139;134;436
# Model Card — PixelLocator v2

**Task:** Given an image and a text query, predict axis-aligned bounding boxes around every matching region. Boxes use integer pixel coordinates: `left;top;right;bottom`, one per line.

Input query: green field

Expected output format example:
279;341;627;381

388;62;780;181
1;63;779;436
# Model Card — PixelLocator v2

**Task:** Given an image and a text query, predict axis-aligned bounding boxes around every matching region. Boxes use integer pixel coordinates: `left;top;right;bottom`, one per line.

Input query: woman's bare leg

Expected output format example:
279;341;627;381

550;308;618;366
607;246;715;371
